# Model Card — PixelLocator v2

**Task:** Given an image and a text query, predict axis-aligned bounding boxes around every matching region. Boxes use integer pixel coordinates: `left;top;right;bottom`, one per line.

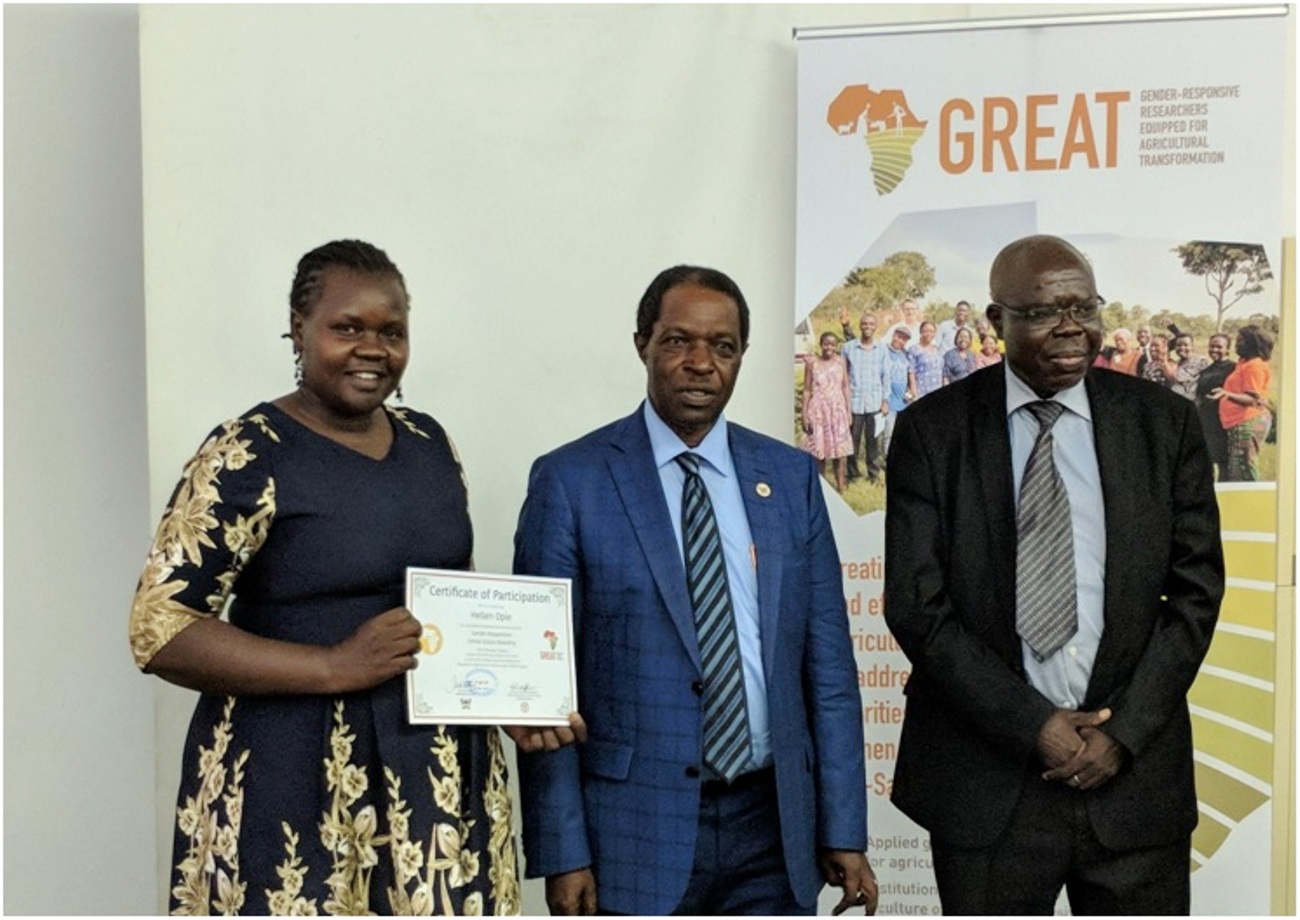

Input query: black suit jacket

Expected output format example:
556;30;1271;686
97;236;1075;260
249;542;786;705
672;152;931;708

884;365;1223;850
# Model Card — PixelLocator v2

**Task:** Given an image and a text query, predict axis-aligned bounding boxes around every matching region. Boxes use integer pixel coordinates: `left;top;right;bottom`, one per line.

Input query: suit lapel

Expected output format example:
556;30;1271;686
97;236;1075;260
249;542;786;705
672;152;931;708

606;411;701;669
730;428;782;679
972;370;1018;585
1083;372;1135;703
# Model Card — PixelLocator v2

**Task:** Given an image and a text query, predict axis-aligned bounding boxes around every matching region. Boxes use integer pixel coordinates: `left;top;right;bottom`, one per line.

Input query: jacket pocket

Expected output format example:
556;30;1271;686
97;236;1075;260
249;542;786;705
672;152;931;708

582;738;634;781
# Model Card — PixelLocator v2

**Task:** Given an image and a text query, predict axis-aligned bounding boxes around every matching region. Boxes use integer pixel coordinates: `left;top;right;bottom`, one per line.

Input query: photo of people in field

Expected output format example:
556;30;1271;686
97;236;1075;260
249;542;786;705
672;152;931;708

795;207;1280;515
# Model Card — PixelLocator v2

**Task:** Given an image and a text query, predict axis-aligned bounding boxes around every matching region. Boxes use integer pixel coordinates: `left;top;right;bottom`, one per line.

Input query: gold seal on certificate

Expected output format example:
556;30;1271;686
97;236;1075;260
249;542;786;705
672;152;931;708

405;568;577;726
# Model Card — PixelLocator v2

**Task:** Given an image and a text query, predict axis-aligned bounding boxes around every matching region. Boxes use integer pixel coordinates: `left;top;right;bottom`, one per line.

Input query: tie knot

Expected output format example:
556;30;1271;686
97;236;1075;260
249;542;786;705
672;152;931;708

675;452;702;476
1026;400;1065;431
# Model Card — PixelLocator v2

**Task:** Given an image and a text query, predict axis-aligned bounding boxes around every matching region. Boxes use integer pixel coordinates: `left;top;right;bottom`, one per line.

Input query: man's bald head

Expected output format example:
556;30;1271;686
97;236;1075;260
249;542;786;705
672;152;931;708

989;235;1095;305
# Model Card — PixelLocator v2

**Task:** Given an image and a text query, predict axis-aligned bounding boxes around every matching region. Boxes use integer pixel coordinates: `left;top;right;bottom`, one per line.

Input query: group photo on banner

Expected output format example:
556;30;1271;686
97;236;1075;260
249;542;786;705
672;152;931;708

795;7;1288;915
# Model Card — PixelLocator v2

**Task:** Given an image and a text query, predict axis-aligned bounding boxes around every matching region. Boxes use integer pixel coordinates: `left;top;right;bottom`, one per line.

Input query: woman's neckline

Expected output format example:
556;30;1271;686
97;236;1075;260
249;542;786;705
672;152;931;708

262;398;398;462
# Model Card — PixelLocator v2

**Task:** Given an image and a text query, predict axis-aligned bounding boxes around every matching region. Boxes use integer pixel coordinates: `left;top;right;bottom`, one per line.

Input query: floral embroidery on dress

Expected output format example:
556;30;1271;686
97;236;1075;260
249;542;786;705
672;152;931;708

426;729;480;913
319;702;384;915
128;416;278;668
264;706;517;915
383;726;495;916
208;479;275;613
482;729;521;915
246;413;282;443
172;697;250;916
265;824;318;916
389;407;432;440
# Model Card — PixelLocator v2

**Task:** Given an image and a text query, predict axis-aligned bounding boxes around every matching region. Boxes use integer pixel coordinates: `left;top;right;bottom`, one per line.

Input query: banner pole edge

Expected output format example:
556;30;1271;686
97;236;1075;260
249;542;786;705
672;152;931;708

792;4;1289;41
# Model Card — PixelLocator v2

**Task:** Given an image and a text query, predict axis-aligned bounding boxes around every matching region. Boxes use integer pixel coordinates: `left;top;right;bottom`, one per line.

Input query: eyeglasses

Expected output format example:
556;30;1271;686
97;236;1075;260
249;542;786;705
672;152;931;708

989;296;1105;328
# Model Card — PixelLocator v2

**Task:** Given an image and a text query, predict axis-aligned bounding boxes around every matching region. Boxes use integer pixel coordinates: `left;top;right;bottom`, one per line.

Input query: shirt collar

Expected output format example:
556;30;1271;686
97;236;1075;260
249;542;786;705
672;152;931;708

643;400;732;476
1003;362;1093;423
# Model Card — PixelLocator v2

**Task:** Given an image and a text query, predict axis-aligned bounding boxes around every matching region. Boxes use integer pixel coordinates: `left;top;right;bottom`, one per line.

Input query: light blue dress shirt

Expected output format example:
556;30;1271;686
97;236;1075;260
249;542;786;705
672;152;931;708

883;345;911;412
1004;365;1107;710
643;401;771;772
841;338;887;414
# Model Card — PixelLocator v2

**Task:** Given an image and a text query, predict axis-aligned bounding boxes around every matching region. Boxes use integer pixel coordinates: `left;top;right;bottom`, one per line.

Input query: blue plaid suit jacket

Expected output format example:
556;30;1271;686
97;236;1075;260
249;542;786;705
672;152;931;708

513;407;867;914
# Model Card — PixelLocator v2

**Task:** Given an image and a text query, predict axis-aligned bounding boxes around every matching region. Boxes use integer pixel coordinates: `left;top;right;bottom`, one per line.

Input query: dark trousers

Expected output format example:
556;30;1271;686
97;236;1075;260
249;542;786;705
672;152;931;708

672;767;810;915
930;770;1190;915
847;412;881;479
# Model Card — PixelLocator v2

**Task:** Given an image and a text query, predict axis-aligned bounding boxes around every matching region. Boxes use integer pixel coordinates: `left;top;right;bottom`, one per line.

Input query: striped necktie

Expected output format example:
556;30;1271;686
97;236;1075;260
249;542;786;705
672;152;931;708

1015;401;1078;661
676;452;751;783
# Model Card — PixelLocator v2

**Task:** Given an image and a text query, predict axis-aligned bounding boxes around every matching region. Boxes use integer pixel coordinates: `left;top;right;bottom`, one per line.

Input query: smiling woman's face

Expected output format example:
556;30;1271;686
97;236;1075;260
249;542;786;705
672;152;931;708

292;267;410;420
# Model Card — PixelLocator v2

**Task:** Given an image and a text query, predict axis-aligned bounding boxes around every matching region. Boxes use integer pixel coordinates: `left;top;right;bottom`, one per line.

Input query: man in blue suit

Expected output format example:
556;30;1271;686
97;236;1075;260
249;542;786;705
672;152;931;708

514;266;875;915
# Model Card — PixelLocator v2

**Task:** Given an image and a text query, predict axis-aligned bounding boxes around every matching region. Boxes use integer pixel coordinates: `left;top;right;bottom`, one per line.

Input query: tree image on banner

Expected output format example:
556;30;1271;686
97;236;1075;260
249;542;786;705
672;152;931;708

844;251;937;306
827;86;928;196
811;250;938;330
1173;241;1274;332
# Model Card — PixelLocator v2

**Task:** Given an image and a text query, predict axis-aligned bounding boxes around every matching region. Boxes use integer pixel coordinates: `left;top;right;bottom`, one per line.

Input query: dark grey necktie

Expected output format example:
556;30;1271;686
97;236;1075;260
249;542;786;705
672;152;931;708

676;452;751;782
1015;401;1078;661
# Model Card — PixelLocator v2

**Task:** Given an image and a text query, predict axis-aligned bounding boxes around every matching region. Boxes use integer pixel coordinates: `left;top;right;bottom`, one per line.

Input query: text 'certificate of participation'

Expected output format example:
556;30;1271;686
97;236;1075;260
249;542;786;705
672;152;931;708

405;568;577;726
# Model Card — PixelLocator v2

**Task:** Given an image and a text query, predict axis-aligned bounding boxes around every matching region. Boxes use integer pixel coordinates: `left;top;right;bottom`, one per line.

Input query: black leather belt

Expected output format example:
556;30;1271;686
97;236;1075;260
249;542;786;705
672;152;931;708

700;765;774;797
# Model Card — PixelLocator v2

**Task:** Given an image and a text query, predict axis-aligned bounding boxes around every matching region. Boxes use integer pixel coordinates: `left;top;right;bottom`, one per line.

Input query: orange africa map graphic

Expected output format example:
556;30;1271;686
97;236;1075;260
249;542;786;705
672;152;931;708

828;85;928;196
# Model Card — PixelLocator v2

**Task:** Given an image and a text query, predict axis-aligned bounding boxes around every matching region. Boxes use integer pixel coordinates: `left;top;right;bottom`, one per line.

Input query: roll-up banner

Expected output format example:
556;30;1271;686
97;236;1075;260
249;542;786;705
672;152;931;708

795;8;1290;915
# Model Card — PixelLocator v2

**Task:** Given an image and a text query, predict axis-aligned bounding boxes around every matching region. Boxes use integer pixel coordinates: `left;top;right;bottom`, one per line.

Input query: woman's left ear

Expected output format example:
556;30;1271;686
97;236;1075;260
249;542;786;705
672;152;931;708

287;310;305;351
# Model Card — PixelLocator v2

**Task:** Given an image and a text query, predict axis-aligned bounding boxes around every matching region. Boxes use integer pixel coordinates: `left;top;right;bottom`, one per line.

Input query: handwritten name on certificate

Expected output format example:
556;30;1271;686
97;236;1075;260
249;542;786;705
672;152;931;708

405;568;577;726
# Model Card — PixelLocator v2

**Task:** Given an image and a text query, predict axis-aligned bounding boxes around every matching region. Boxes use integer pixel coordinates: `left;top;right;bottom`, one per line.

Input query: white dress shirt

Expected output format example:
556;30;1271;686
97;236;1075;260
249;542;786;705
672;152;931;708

1004;365;1107;709
643;401;771;770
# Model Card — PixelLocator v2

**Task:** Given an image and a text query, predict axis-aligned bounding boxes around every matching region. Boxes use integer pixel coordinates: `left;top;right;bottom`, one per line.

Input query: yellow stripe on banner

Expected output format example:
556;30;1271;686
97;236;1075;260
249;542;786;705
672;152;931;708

1216;488;1278;532
1219;584;1278;632
1202;631;1276;683
1195;761;1270;820
1192;715;1273;781
1193;815;1232;858
1224;540;1278;582
1189;674;1275;732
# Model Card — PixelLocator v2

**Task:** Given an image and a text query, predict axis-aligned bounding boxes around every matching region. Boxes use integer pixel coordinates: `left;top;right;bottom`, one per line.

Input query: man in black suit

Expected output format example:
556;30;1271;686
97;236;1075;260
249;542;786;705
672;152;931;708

884;235;1223;914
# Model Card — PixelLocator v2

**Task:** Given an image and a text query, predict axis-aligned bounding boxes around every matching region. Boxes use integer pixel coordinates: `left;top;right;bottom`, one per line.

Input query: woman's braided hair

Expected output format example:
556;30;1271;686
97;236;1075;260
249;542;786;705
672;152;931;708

289;239;407;318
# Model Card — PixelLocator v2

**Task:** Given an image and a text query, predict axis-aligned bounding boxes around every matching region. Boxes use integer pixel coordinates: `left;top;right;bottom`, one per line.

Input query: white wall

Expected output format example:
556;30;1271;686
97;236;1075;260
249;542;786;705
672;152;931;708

3;5;157;914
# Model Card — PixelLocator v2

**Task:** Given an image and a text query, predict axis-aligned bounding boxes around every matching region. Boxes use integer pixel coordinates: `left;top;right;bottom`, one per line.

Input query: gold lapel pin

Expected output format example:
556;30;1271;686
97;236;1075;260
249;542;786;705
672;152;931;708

756;482;772;498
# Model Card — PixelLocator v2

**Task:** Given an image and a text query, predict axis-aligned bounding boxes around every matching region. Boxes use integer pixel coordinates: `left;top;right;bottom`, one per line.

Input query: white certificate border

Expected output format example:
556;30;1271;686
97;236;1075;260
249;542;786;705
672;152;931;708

404;567;578;726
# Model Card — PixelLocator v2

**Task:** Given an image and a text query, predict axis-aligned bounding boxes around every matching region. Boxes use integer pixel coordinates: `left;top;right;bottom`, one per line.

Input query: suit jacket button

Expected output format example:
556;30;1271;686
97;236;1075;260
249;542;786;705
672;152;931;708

685;765;701;778
691;680;704;695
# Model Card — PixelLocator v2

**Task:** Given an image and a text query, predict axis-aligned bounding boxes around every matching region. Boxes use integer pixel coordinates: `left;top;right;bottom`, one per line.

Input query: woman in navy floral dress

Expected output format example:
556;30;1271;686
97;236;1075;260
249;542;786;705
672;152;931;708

130;240;579;915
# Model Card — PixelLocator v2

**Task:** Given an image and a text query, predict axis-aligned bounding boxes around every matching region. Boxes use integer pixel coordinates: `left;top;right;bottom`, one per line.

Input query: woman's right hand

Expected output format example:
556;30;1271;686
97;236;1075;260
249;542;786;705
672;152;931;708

327;606;422;693
146;607;421;697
